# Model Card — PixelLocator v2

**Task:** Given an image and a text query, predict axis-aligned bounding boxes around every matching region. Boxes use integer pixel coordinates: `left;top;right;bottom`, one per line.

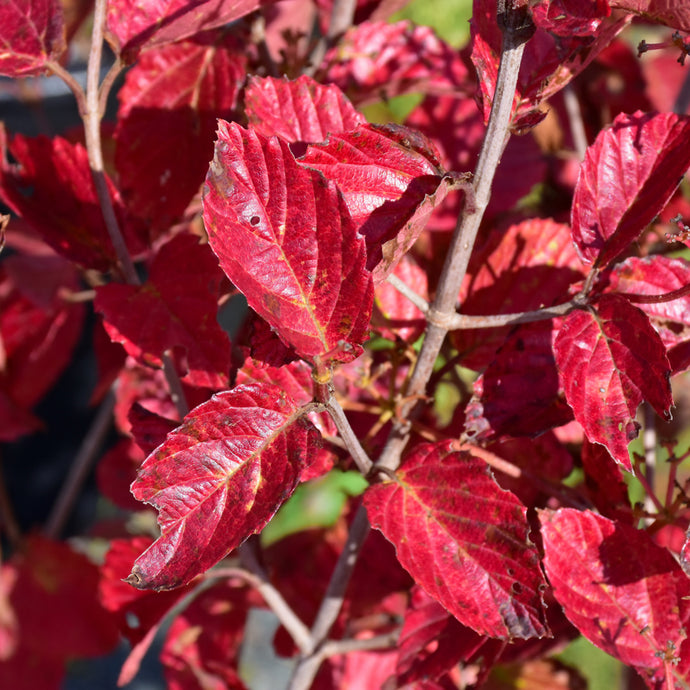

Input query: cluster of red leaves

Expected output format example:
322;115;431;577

2;0;690;689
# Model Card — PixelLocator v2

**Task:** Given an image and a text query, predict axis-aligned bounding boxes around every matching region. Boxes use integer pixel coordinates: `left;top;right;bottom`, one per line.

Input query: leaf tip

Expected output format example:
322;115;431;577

123;567;148;590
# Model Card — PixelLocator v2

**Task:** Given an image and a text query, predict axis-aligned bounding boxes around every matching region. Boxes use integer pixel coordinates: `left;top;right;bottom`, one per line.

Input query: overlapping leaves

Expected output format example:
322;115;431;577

95;232;231;389
106;0;275;60
114;32;247;232
300;122;467;282
203;120;373;366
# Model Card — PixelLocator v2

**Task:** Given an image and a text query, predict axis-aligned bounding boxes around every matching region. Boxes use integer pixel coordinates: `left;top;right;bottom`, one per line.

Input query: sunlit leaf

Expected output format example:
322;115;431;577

540;508;690;687
572;111;690;267
364;441;548;640
127;382;320;590
553;294;672;470
203;121;373;365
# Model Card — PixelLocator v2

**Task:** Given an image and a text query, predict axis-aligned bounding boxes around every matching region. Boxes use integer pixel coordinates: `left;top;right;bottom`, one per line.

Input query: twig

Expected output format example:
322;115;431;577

0;452;22;550
288;503;371;690
98;57;125;116
84;0;139;285
375;1;533;473
162;350;190;418
641;402;658;522
387;272;587;329
319;630;399;658
386;273;430;314
44;389;115;538
449;295;586;329
236;542;315;655
304;0;357;75
45;60;87;113
290;6;533;687
324;383;373;474
563;84;588;160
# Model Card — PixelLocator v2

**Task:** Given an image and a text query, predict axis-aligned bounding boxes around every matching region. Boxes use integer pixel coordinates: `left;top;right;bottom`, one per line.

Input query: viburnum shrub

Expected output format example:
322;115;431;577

3;0;690;688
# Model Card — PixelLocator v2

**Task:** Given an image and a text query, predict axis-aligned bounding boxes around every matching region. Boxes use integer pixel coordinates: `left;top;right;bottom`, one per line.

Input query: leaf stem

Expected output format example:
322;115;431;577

324;383;373;474
621;282;690;304
44;389;115;539
84;0;139;285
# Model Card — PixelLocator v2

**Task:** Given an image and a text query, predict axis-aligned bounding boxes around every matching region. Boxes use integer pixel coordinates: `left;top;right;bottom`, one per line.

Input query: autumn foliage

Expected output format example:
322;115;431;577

2;0;690;688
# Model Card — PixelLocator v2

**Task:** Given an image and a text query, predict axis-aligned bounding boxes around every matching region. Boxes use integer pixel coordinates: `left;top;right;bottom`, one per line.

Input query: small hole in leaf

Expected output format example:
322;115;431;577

250;216;260;226
126;611;141;629
511;582;522;595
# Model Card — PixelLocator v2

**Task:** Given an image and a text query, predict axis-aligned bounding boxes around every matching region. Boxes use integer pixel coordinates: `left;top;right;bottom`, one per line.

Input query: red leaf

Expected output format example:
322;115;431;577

610;0;690;31
321;20;469;105
113;359;181;436
0;250;84;440
322;647;398;690
669;340;690;374
161;581;254;690
95;232;231;389
236;356;338;479
580;439;633;523
471;0;629;129
245;75;366;145
487;434;574;508
571;111;690;267
115;33;246;232
128;402;178;454
96;438;146;512
99;537;196;645
300;123;464;282
364;440;548;640
553;293;672;470
464;322;573;441
0;535;119;689
106;0;275;60
396;586;468;685
608;255;690;348
203;121;373;366
531;0;611;37
127;382;321;590
540;508;690;686
0;128;143;271
0;0;65;77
